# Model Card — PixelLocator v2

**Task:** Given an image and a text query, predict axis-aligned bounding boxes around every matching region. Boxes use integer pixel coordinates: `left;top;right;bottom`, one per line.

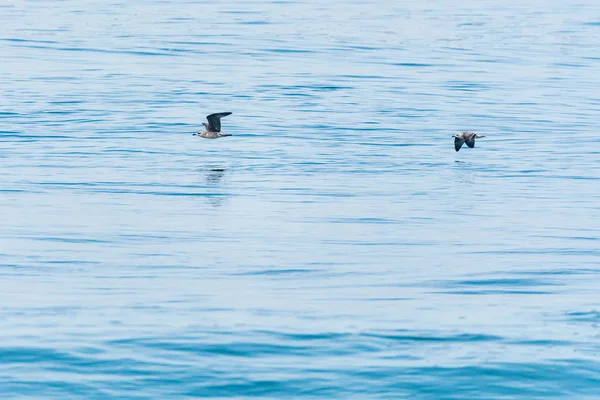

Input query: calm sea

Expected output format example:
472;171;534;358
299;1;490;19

1;0;600;398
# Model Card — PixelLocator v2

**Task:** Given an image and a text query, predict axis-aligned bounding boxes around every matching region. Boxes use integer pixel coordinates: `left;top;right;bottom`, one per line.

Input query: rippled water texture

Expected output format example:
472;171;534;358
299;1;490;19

1;0;600;398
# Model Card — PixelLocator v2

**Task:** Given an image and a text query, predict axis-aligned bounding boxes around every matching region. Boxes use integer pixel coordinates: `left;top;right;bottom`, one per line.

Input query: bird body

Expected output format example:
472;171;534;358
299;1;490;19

453;131;485;152
194;112;233;138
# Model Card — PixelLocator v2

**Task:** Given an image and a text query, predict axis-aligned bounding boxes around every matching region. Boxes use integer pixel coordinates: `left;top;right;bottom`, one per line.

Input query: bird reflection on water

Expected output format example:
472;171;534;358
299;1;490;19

203;166;228;207
205;167;226;185
452;160;477;185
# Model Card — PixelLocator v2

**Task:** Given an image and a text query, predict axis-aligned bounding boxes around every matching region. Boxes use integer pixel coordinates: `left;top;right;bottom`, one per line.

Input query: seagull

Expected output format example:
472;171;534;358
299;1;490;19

193;112;233;138
453;131;485;152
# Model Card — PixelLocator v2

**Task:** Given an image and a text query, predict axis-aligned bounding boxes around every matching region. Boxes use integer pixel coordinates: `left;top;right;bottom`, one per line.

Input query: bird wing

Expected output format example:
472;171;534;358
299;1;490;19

206;112;232;132
461;132;476;148
454;136;464;152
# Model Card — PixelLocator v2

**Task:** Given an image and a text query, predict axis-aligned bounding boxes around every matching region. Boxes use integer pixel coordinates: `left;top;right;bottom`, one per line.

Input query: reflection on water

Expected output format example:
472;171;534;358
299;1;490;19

204;166;227;207
205;167;226;185
452;159;479;185
206;195;225;208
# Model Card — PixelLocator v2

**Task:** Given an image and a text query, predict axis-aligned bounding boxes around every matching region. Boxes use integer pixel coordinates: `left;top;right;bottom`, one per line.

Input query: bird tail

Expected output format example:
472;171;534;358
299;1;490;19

220;134;232;137
476;135;486;138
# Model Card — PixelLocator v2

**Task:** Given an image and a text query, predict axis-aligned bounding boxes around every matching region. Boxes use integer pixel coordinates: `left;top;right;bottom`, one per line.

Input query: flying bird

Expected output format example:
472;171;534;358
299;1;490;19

193;112;233;138
453;131;485;152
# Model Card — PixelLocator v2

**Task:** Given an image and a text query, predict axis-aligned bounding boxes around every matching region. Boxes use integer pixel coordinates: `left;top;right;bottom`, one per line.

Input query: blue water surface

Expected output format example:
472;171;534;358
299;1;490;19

1;0;600;398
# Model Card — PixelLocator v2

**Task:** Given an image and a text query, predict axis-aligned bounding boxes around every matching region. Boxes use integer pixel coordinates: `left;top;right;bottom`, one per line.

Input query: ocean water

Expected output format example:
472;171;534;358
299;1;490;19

1;0;600;398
